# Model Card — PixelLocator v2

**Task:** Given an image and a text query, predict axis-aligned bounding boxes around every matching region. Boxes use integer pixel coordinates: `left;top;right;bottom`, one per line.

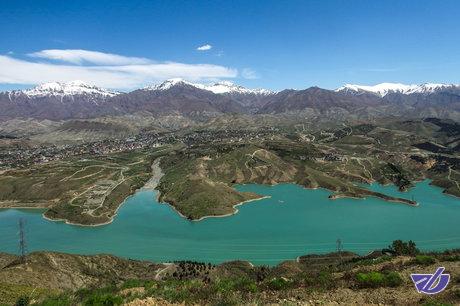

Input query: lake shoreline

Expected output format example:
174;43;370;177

40;158;166;227
1;179;459;265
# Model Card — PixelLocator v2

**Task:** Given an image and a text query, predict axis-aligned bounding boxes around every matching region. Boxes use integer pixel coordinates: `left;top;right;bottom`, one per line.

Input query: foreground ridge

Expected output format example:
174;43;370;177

0;246;459;305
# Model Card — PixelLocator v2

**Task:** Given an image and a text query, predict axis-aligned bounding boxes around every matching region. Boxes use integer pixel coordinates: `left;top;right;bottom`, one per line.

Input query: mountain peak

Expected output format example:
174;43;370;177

336;83;415;97
144;79;275;95
144;78;197;91
336;82;459;97
408;83;456;94
18;81;119;97
205;81;249;94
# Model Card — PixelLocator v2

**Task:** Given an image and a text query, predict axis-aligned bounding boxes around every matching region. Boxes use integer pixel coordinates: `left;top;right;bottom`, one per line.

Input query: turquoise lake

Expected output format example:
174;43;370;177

0;180;459;265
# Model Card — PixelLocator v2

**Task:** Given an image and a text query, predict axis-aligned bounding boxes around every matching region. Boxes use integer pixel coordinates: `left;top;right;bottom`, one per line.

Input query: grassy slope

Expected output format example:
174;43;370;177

0;148;172;225
157;147;262;220
156;139;422;220
0;252;164;305
1;250;458;305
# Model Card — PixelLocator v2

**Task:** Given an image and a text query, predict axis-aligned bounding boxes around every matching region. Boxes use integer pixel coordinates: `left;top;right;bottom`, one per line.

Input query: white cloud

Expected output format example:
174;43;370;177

28;49;152;65
196;44;212;51
241;68;258;79
0;50;237;89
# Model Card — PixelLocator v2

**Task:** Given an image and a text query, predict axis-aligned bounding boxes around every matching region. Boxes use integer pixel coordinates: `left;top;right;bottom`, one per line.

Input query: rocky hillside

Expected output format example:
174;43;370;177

1;247;459;305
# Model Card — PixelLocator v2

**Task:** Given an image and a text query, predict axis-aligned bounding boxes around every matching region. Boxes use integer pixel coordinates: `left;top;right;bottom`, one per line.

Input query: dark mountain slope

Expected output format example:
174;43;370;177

258;87;386;117
110;82;246;119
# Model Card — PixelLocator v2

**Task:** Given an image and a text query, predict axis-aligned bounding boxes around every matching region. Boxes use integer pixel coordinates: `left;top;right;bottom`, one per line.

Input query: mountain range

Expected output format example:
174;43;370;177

335;83;460;96
1;79;459;121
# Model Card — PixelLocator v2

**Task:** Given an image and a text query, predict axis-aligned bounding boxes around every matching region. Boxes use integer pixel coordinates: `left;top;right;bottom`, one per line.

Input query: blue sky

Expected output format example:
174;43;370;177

1;0;459;91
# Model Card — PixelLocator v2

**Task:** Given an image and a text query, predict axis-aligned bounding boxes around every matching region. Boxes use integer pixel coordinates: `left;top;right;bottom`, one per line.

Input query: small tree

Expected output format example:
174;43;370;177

389;240;419;256
390;240;404;255
407;240;418;255
15;296;30;306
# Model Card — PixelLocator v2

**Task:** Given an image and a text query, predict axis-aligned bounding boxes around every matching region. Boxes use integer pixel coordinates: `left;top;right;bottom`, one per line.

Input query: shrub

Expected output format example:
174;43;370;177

83;294;123;306
145;279;203;303
415;255;436;265
37;295;72;306
212;277;258;294
213;293;241;306
121;279;145;289
422;301;453;306
304;271;335;289
267;277;292;290
15;296;30;306
389;240;419;256
355;255;392;266
76;285;118;300
234;278;258;293
317;271;334;288
356;271;403;288
214;279;237;294
443;255;460;262
385;271;403;287
356;272;385;288
159;287;190;303
120;279;156;290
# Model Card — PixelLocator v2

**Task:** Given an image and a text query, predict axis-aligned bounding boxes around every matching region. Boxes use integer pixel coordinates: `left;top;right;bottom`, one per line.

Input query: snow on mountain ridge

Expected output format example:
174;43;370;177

336;83;417;96
406;83;456;94
15;81;119;97
144;78;275;95
205;81;275;95
336;83;459;97
5;80;454;99
144;78;194;91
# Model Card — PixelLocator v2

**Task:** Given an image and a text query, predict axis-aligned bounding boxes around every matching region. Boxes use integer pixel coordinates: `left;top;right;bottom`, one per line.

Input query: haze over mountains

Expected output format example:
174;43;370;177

1;79;459;121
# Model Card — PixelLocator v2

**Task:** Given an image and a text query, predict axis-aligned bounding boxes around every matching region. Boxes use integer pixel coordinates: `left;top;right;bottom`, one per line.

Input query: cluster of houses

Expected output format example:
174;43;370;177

0;129;278;170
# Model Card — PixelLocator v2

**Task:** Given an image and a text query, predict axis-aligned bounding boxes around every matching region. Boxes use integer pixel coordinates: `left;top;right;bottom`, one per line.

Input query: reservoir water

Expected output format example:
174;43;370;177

0;180;459;265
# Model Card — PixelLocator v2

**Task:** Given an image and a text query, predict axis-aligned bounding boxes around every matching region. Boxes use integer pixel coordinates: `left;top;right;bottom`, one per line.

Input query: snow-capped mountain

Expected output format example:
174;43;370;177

143;78;193;91
144;78;274;96
141;78;275;112
405;83;458;95
203;81;274;95
336;83;459;97
336;83;416;97
12;81;119;98
0;81;120;121
0;80;459;121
